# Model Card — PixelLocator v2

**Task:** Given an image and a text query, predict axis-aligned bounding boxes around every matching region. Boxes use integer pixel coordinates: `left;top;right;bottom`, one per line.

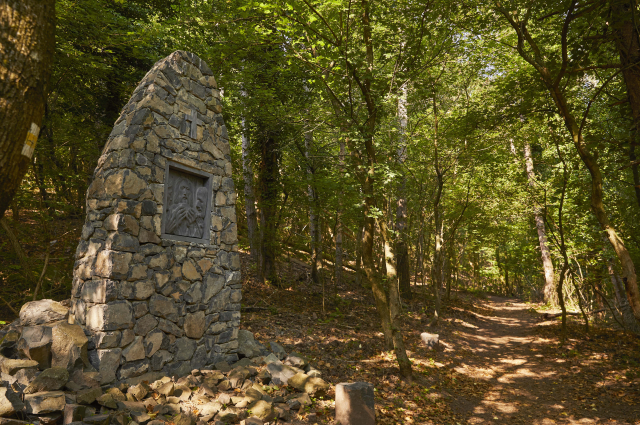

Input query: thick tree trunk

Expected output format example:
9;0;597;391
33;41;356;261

524;142;556;303
241;118;260;267
396;86;411;300
611;0;640;208
379;215;412;376
0;0;55;219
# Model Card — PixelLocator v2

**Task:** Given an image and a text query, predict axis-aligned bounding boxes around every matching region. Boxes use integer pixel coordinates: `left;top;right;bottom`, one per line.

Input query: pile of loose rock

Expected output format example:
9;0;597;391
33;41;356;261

0;300;330;425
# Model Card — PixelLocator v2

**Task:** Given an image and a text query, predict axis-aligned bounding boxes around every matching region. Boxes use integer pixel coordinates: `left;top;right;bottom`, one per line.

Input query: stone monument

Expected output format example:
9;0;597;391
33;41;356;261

70;51;241;384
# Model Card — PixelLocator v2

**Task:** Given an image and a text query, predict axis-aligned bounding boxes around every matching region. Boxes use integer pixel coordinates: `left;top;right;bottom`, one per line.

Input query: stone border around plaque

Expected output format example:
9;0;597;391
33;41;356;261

161;160;213;244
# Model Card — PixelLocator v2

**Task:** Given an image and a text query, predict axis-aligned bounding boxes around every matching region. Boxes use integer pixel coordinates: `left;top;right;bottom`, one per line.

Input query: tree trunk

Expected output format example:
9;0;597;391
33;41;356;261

432;201;443;326
305;129;323;290
611;0;640;208
241;117;260;267
396;85;411;300
431;91;443;325
524;142;556;304
0;0;55;219
335;139;345;289
355;219;364;287
379;215;413;377
258;131;279;284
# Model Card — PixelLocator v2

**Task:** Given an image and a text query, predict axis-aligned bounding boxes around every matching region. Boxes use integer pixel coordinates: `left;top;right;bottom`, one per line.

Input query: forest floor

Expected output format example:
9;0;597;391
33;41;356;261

240;254;640;425
1;214;640;424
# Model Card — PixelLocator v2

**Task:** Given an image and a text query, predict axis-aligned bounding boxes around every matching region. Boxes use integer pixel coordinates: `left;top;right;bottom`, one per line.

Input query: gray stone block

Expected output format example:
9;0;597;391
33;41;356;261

81;280;118;304
184;311;205;339
134;314;158;336
174;337;196;361
86;301;133;331
122;336;146;362
90;348;121;384
118;359;150;380
149;294;178;320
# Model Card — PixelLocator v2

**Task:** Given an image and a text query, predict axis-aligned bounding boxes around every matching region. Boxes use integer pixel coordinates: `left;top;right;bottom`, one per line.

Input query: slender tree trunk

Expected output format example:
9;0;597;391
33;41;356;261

414;229;424;287
305;129;323;290
611;0;640;208
355;219;364;287
0;0;55;219
32;157;52;215
432;202;443;326
396;85;411;300
335;138;346;290
258;131;279;284
241;117;260;267
431;91;443;325
524;142;556;303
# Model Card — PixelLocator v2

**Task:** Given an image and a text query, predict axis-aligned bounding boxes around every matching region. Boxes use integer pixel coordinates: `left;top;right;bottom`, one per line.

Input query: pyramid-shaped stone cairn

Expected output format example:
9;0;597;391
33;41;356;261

70;51;241;384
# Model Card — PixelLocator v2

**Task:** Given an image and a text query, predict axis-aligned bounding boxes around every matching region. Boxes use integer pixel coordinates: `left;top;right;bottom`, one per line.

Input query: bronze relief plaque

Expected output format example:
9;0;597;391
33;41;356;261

161;161;213;243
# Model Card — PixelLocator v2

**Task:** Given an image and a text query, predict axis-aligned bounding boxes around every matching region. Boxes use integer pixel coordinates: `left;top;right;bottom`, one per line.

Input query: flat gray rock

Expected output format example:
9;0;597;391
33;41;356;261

24;390;66;414
19;300;68;326
420;332;439;349
24;367;69;394
265;362;299;386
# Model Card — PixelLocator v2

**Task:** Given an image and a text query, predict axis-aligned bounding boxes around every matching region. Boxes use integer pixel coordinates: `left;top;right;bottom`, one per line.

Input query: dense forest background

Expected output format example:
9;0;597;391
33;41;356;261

2;0;640;347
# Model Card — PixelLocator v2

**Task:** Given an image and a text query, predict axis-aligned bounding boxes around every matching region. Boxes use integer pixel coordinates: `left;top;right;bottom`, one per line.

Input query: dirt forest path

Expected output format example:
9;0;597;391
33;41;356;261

444;295;640;424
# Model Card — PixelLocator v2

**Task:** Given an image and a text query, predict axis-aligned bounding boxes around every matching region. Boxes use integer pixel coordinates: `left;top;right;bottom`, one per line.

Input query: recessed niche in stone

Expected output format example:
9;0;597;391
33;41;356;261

161;161;213;243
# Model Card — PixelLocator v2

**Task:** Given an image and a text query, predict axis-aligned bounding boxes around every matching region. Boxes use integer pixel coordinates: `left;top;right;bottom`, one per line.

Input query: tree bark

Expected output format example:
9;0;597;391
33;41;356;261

0;0;55;219
524;142;556;303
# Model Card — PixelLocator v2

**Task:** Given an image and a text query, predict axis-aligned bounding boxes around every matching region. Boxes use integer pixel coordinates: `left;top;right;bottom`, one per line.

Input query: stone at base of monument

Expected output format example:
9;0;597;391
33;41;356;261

335;382;375;425
420;332;439;349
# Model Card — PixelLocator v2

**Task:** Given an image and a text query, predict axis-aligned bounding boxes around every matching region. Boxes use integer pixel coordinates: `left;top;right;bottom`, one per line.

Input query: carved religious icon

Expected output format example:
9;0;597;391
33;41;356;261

166;176;197;237
163;164;212;242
